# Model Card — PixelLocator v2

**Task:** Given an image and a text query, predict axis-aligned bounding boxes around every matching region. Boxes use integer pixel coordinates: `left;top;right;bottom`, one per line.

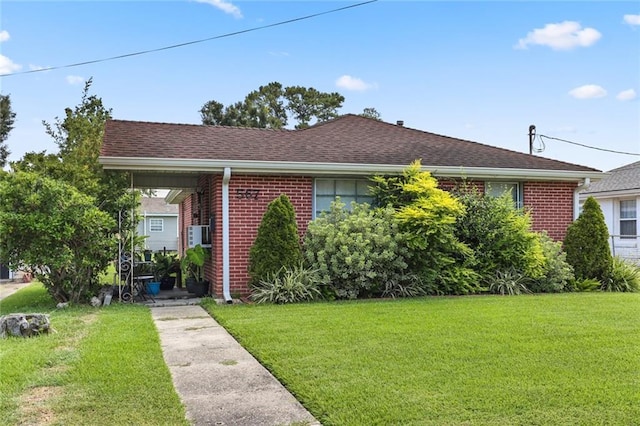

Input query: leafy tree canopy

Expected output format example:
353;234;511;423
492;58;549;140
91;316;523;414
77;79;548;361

359;107;381;120
200;82;345;129
0;93;16;167
0;171;116;303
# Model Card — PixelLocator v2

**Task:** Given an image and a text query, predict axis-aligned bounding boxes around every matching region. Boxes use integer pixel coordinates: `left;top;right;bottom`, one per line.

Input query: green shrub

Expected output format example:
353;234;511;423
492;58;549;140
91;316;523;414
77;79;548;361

250;264;323;304
304;202;410;299
371;161;479;294
528;233;575;293
574;278;602;292
487;269;531;295
454;189;545;282
601;257;640;292
249;194;302;285
564;196;612;282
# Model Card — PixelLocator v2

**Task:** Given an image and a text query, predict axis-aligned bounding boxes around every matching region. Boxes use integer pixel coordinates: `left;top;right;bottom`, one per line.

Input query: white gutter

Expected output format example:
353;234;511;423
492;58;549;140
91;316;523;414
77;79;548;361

222;167;232;303
574;178;591;220
99;157;604;182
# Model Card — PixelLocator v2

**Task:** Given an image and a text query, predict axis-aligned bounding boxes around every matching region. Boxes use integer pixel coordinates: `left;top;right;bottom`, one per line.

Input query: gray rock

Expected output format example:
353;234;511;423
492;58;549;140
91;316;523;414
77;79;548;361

90;296;101;307
0;313;51;338
56;302;69;309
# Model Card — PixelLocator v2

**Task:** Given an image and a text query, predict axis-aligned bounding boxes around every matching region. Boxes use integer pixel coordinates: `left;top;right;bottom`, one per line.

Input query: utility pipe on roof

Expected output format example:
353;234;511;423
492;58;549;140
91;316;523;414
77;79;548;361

222;167;232;303
574;178;591;220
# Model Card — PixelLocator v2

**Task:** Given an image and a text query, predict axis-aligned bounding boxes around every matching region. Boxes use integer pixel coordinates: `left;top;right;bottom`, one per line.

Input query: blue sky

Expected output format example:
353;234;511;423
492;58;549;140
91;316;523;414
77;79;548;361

1;0;639;172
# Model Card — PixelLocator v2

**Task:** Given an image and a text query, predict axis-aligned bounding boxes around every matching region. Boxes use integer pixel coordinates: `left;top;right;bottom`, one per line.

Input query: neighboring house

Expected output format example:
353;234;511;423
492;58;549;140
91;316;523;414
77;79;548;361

138;197;179;252
580;161;640;261
0;263;10;280
100;114;603;299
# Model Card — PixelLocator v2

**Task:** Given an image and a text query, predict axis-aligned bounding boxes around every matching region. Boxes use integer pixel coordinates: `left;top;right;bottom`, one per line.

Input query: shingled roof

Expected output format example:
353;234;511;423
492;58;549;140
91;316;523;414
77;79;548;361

100;114;601;178
581;161;640;194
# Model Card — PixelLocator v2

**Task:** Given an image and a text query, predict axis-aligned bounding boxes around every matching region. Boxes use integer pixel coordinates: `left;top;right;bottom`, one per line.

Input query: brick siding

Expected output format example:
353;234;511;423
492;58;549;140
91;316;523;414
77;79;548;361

523;181;577;241
182;175;575;296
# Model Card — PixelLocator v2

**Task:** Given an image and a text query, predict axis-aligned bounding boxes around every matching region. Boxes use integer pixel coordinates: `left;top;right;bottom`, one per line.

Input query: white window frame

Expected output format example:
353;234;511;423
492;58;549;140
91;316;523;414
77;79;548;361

313;178;374;218
149;218;164;233
619;199;637;240
486;182;523;209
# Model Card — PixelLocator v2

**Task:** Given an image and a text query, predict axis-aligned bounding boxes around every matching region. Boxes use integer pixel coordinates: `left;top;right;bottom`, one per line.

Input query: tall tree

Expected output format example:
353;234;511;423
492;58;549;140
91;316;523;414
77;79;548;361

200;81;344;129
0;94;16;167
360;107;381;121
15;78;135;221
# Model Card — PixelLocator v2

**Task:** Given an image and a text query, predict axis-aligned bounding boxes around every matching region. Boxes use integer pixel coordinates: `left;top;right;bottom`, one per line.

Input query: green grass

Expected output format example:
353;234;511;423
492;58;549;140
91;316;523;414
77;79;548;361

0;283;188;425
202;294;640;426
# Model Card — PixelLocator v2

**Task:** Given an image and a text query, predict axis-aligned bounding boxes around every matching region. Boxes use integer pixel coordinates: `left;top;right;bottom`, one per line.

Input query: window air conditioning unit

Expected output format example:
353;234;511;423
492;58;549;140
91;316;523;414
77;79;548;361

187;225;211;248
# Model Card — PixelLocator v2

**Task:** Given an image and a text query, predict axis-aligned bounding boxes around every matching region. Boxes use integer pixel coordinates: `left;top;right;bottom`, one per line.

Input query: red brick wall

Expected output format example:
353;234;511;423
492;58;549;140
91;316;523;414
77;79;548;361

181;174;576;297
523;181;577;241
192;174;313;297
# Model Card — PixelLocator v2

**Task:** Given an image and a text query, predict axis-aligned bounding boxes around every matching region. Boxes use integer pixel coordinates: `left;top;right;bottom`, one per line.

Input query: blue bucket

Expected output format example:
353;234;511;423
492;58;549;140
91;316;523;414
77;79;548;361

146;281;161;295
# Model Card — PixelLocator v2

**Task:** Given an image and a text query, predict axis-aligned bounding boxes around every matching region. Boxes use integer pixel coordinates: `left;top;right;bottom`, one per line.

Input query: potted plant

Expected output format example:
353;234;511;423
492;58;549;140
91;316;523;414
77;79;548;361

181;244;209;297
154;252;180;290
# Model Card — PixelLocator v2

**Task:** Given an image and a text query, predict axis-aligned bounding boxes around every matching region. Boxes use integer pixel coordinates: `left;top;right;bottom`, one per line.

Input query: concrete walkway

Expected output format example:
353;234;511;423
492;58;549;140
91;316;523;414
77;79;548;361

150;305;320;426
0;281;30;302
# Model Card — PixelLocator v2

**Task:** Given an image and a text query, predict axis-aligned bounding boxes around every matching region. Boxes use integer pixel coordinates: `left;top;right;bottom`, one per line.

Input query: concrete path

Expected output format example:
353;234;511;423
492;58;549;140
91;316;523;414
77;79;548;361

151;305;320;426
0;281;30;302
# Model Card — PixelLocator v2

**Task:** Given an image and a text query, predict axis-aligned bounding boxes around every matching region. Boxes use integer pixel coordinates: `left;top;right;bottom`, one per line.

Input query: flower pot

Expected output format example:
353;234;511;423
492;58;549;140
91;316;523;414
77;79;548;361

192;280;209;297
146;281;161;295
160;276;175;290
185;277;197;294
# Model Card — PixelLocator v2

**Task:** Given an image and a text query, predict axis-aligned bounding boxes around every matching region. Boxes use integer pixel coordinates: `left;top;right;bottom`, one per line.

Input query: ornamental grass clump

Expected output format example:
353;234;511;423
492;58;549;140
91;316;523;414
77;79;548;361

250;263;324;304
601;257;640;292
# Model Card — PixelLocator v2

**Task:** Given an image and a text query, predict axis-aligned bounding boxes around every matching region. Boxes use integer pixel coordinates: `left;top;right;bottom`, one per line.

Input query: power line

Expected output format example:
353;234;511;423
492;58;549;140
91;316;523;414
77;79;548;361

1;0;377;78
538;134;640;156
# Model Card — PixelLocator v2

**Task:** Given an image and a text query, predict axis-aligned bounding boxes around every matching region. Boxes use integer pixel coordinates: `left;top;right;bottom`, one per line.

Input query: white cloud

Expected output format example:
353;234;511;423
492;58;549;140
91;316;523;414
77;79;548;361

29;64;49;71
194;0;242;18
335;75;376;92
516;21;601;50
0;30;9;42
66;75;85;85
0;54;21;75
623;14;640;26
616;89;637;101
568;84;607;99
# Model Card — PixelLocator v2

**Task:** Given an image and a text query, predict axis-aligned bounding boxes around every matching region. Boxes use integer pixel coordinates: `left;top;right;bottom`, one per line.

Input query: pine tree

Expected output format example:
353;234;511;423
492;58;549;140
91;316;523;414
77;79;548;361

248;194;302;285
564;196;612;281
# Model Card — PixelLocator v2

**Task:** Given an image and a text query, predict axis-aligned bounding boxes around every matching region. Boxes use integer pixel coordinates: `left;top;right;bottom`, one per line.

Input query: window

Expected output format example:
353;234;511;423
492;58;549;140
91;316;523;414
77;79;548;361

149;218;164;232
315;179;374;217
486;182;522;208
620;200;636;239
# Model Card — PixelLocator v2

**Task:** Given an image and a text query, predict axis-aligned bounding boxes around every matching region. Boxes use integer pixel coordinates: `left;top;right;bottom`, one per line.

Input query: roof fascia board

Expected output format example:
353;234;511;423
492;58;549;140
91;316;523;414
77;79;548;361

579;188;640;199
99;157;604;182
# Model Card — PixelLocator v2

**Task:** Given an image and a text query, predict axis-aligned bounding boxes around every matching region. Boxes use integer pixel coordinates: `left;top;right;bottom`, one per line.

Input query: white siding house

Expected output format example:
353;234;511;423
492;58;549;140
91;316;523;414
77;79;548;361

580;161;640;262
137;197;179;252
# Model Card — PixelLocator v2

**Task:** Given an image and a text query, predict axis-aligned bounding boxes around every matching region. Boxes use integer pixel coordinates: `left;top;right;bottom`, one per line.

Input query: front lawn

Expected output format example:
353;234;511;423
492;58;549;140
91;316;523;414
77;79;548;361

202;294;640;425
0;283;188;425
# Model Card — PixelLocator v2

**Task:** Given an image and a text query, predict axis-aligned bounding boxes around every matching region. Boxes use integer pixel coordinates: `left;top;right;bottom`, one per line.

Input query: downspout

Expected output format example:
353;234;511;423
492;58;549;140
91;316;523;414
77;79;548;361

574;178;591;220
222;167;233;303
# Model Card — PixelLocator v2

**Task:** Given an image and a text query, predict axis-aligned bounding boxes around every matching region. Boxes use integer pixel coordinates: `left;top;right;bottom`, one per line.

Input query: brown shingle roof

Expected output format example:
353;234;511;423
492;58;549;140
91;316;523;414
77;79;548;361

101;114;600;172
140;197;178;215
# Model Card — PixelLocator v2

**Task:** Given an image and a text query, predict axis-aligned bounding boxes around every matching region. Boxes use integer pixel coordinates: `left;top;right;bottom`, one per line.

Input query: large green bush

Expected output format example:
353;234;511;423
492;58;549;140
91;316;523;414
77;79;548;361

564;196;612;282
455;189;545;282
248;194;302;285
371;161;479;294
304;202;410;299
0;171;116;303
